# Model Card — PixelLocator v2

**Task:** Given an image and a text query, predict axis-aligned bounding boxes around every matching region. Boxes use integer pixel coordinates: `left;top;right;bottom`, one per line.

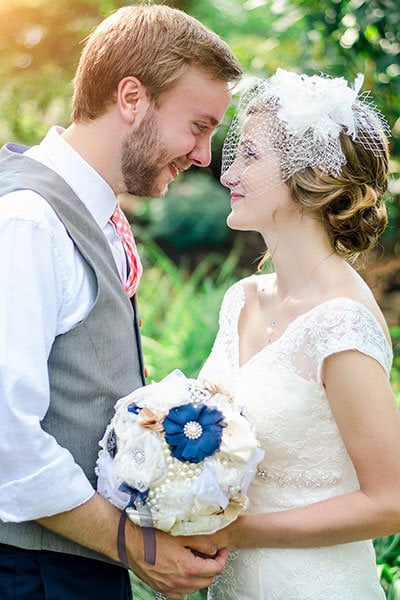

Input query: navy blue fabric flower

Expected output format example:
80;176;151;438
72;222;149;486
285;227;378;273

163;403;224;463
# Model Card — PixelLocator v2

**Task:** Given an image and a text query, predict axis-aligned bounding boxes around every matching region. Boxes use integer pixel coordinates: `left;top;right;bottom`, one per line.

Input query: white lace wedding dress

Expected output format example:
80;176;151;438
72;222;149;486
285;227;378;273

199;276;392;600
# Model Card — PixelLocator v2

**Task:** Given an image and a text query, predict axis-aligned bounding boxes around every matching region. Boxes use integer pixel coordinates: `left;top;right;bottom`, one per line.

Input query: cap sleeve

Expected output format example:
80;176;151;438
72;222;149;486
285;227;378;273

303;298;393;383
198;279;245;382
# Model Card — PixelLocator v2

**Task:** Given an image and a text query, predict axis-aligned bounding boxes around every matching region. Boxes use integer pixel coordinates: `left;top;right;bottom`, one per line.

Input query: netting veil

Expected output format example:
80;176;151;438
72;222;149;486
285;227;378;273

221;69;391;192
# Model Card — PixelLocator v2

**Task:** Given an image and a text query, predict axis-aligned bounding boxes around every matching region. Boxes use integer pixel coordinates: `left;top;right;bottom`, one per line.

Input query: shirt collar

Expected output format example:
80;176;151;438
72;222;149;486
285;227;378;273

31;126;117;229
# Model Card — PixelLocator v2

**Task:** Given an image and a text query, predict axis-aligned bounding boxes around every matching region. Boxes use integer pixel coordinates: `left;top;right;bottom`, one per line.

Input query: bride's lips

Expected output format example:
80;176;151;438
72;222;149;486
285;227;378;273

230;192;244;204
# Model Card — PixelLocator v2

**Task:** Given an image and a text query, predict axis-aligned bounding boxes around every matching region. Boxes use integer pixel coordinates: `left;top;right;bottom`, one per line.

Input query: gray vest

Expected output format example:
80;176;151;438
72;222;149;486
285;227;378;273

0;143;146;563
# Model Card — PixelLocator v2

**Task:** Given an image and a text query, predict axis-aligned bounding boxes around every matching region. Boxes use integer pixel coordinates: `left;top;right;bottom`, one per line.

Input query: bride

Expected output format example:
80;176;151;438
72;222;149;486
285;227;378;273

199;69;400;599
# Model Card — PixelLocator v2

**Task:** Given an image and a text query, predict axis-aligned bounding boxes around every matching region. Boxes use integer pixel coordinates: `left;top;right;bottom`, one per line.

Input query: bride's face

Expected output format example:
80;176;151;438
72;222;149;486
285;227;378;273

221;113;294;233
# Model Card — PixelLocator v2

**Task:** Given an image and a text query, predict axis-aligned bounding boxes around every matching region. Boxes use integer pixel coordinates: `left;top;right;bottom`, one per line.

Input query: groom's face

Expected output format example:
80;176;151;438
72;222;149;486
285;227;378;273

121;66;231;198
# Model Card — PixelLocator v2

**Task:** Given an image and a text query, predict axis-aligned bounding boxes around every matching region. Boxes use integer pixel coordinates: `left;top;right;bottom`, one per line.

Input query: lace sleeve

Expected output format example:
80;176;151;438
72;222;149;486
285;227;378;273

302;298;393;384
198;280;245;383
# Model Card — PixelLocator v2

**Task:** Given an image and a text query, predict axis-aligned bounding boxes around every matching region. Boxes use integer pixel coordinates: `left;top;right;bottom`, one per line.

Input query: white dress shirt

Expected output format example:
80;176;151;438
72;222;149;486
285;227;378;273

0;126;127;521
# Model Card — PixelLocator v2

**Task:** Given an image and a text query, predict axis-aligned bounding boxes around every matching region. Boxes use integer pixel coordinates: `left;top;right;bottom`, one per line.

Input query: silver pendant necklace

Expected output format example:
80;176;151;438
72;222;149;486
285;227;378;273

265;279;278;343
264;250;335;344
265;320;276;337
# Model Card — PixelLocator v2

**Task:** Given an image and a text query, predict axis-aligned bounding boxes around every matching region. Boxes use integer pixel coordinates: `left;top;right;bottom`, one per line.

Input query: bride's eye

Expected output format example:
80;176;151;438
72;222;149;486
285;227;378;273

240;141;258;160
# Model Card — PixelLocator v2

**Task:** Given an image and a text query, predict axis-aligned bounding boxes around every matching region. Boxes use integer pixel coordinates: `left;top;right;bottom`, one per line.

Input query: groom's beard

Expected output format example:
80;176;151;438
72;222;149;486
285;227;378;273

121;107;171;198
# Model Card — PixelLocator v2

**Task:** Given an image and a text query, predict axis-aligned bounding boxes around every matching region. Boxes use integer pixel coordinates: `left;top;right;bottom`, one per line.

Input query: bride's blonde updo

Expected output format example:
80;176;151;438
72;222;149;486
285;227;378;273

288;128;390;263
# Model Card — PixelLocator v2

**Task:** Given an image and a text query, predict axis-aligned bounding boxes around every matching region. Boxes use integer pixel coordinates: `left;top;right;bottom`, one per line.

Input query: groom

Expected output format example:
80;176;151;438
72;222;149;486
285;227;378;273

0;4;241;599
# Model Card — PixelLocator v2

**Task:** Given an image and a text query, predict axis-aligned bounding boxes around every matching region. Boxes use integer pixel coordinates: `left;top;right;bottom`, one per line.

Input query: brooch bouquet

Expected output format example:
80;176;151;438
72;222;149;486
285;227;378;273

96;370;264;538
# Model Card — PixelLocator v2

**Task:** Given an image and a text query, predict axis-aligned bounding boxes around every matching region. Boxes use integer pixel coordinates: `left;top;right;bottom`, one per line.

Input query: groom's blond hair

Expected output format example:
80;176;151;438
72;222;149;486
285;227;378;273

72;4;241;122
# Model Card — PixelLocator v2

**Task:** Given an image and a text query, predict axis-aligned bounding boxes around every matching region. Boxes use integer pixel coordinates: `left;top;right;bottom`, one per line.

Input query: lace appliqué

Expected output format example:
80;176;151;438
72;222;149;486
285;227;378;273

208;544;385;599
217;280;244;373
199;281;244;386
273;297;392;383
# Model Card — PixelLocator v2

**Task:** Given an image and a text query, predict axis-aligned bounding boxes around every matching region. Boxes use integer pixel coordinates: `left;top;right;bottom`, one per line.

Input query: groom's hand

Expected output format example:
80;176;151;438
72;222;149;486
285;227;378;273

38;494;228;599
125;524;228;599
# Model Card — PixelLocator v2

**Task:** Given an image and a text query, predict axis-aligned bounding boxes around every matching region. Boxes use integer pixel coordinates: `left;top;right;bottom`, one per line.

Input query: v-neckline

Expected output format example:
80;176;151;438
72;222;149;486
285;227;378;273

235;278;298;369
234;279;391;371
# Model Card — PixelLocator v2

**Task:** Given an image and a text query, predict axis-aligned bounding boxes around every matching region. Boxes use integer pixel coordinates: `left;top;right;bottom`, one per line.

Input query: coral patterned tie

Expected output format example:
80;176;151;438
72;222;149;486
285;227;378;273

110;205;143;297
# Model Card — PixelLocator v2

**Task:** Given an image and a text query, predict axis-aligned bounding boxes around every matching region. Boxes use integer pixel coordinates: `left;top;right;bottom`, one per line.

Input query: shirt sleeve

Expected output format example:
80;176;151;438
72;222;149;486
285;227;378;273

0;191;95;522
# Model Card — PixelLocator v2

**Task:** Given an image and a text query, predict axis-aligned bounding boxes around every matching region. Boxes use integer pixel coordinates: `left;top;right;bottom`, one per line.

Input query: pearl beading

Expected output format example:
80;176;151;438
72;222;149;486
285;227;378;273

188;384;212;404
183;420;203;439
146;440;202;512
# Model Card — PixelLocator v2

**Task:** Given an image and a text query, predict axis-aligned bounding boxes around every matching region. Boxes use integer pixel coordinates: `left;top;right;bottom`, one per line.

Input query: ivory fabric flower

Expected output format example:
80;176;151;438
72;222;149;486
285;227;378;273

96;370;264;535
270;68;364;142
220;411;259;462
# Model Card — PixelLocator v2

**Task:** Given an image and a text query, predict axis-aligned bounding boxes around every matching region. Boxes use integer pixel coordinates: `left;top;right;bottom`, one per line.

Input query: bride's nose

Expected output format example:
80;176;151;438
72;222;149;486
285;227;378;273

220;159;240;189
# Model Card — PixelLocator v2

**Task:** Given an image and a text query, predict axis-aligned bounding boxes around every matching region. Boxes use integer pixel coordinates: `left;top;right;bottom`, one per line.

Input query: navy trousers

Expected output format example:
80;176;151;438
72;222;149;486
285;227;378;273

0;544;132;600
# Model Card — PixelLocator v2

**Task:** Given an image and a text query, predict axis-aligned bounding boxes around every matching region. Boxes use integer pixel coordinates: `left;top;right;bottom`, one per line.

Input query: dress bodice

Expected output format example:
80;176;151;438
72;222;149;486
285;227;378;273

201;276;391;599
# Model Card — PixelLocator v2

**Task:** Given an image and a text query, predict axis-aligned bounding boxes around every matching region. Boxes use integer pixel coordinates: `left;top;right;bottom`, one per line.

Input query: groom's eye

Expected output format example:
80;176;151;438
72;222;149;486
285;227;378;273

193;122;208;134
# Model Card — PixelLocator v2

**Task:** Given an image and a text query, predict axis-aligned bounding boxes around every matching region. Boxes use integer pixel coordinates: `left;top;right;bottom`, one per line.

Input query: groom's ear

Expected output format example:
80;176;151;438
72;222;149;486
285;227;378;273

117;77;151;125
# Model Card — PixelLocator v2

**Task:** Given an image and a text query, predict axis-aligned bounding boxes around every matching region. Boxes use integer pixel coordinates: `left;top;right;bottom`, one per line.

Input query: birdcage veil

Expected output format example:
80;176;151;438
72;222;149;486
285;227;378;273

221;69;390;192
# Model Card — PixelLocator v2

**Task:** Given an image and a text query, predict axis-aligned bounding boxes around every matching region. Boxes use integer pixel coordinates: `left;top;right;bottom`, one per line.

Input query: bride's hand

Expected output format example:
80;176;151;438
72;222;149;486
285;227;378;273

210;515;246;550
209;522;236;550
178;534;227;558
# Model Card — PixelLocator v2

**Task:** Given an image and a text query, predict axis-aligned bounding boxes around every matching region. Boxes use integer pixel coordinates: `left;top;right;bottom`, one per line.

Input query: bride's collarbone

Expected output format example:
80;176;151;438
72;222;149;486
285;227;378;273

240;292;323;355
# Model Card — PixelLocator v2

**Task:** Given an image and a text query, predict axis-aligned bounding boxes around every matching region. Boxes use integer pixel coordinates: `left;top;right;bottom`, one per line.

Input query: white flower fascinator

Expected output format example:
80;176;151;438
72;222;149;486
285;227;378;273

222;68;390;191
274;69;364;141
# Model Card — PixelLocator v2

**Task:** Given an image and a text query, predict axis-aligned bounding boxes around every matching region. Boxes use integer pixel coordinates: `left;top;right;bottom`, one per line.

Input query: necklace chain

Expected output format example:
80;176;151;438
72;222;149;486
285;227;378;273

265;251;335;344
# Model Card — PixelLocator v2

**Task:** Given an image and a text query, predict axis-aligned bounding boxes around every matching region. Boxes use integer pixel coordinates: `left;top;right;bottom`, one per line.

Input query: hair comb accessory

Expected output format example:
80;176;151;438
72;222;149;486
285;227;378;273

222;69;391;192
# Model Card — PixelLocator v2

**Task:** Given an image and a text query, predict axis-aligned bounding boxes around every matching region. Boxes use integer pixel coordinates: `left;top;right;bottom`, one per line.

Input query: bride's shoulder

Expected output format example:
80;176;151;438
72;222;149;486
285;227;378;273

240;272;275;297
220;274;266;308
222;273;275;305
